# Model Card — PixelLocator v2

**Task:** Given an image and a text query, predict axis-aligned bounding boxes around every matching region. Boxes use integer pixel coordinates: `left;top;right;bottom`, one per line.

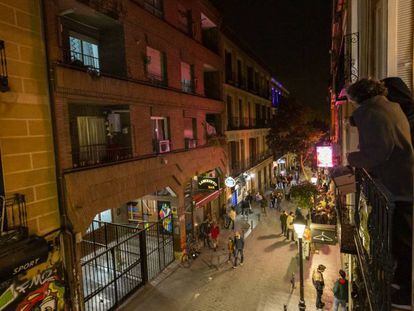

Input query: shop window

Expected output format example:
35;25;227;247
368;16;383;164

69;32;100;71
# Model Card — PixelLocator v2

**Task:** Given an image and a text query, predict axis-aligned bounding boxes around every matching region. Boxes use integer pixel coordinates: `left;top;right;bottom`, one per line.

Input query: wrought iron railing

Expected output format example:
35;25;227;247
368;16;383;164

353;168;396;311
69;50;100;72
344;32;359;84
181;79;195;93
0;194;28;245
72;144;133;168
77;0;123;19
147;71;168;87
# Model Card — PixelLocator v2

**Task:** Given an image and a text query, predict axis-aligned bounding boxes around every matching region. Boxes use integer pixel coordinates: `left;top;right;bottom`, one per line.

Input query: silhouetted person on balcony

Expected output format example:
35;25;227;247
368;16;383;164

382;77;414;144
346;78;414;309
346;78;414;198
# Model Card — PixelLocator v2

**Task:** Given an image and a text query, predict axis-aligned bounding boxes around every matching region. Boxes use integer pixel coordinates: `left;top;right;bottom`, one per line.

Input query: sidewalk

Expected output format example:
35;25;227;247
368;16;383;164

119;200;341;311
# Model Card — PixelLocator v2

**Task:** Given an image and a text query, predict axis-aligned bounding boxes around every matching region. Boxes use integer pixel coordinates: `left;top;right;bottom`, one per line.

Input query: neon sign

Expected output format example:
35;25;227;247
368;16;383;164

316;146;333;168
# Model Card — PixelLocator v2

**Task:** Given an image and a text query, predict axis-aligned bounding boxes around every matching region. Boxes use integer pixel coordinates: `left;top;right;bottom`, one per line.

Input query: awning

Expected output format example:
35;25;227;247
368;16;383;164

193;189;223;207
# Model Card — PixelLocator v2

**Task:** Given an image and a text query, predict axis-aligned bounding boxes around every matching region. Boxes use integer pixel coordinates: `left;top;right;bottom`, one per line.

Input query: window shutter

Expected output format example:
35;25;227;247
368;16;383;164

397;0;413;90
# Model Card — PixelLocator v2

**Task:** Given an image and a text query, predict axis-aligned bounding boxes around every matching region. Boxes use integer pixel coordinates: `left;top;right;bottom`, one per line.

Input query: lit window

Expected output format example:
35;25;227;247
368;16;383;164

151;117;169;141
69;32;99;70
181;62;194;92
146;47;166;83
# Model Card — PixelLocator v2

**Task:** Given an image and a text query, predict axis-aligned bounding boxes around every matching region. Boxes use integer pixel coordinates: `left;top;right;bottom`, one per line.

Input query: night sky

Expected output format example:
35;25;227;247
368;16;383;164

212;1;332;119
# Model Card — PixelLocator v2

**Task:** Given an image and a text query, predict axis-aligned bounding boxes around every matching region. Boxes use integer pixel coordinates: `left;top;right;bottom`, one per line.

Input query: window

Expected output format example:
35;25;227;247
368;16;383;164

76;116;106;164
151;117;169;141
184;117;197;139
178;4;192;35
69;32;99;70
181;62;194;93
146;47;167;84
144;0;163;18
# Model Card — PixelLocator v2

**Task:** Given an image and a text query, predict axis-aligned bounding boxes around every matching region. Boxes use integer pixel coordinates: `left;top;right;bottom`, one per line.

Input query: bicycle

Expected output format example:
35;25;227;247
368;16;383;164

181;239;200;268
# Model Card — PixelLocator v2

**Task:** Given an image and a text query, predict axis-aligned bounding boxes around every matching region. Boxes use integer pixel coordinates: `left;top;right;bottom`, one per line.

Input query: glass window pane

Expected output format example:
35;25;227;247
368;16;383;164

69;36;82;61
100;209;112;223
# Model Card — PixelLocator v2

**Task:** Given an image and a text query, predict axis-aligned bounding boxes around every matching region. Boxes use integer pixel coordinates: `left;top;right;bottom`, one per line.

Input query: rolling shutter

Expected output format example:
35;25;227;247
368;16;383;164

397;0;413;90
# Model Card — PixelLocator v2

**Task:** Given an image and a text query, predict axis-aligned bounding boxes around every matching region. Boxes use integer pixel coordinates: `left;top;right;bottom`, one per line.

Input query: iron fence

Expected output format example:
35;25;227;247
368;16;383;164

81;216;174;310
0;194;27;244
354;168;396;311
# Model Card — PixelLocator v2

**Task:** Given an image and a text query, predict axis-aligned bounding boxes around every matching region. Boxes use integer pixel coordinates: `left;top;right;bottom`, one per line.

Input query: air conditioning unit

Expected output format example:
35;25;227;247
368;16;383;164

157;140;170;153
185;138;197;149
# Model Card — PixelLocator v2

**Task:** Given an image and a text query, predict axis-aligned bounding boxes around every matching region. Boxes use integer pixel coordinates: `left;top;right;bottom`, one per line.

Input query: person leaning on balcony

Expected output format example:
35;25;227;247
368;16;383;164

346;78;414;199
382;77;414;144
346;78;414;310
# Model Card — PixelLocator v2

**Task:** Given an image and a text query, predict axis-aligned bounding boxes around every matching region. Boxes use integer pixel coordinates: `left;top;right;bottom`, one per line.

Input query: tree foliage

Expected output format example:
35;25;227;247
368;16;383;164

290;182;319;210
267;97;328;164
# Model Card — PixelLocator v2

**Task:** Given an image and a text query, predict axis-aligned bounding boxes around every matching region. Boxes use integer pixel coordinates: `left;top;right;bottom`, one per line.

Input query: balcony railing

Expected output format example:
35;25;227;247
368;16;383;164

181;79;195;93
352;168;403;311
69;50;100;72
230;161;244;177
77;0;123;19
147;72;168;87
227;117;270;131
0;194;28;246
247;150;272;168
72;144;133;168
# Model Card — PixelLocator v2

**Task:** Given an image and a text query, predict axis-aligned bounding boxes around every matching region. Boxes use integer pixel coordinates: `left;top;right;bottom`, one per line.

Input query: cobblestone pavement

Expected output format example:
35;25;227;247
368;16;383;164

119;200;341;311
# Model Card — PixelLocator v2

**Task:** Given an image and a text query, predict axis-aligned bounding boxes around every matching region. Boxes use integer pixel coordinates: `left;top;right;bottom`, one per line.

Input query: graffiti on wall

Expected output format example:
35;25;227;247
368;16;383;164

0;249;65;311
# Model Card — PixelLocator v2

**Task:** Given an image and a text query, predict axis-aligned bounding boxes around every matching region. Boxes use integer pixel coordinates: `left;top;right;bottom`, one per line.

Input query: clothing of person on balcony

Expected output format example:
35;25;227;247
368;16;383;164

382;77;414;143
346;78;414;200
333;270;348;311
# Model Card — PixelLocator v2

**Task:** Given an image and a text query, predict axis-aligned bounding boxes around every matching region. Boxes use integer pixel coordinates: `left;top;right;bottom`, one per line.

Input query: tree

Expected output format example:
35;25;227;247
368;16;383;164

290;182;319;210
267;97;327;179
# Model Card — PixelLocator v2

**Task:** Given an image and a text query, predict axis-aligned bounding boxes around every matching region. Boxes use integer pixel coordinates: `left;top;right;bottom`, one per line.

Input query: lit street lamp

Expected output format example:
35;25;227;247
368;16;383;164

293;211;307;311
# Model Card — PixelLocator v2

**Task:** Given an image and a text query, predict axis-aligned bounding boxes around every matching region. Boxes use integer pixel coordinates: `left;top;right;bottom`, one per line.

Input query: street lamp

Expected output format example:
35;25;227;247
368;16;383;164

293;212;307;311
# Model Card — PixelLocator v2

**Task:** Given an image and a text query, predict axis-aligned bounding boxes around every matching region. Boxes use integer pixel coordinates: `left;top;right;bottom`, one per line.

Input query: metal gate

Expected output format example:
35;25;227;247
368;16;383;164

80;216;174;310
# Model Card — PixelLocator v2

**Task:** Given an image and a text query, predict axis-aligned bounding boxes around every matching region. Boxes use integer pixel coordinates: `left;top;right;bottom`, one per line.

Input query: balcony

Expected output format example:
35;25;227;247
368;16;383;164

247;150;272;168
0;194;28;246
227;117;270;131
77;0;123;19
336;168;412;311
201;14;219;54
70;105;133;169
181;80;195;94
230;160;244;177
72;144;133;168
147;72;168;87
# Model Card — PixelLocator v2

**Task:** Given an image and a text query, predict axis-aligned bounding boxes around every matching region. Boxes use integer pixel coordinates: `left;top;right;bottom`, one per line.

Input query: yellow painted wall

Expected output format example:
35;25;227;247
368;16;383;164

0;0;60;235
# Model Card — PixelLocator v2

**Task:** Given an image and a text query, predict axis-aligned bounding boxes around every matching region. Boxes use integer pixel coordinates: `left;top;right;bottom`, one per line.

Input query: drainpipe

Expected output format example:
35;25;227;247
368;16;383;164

40;1;82;310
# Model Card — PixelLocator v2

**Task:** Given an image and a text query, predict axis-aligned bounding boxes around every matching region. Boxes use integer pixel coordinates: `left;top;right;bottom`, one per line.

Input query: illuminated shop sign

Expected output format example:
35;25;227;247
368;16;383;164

316;146;333;168
198;177;219;191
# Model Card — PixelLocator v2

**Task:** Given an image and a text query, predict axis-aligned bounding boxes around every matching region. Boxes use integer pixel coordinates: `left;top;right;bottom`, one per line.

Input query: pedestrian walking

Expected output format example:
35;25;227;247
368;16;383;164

276;192;282;211
241;199;249;217
285;183;291;201
233;232;245;268
333;269;348;311
227;237;235;262
312;264;326;309
199;219;211;248
286;212;295;241
280;210;287;236
210;222;220;251
290;272;296;292
228;207;236;230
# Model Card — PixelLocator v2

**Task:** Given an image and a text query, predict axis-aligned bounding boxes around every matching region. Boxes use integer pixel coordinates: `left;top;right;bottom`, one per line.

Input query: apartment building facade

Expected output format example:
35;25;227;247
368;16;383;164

222;30;284;206
330;0;414;310
40;0;226;309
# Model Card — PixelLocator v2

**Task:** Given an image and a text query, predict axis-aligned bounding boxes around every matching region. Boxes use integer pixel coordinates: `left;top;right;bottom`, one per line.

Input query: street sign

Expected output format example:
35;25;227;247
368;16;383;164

224;177;236;188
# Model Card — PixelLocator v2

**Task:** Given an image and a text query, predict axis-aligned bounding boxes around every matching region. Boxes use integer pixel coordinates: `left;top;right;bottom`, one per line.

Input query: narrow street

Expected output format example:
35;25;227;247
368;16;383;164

120;201;341;311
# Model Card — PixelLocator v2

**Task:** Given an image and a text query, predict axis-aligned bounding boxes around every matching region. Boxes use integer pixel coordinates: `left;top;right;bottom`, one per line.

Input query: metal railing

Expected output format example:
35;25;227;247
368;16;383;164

69;50;100;72
81;216;174;310
181;80;195;93
0;194;28;245
353;168;398;311
77;0;123;19
247;150;272;168
147;72;167;87
72;144;133;168
227;117;270;131
230;161;244;176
